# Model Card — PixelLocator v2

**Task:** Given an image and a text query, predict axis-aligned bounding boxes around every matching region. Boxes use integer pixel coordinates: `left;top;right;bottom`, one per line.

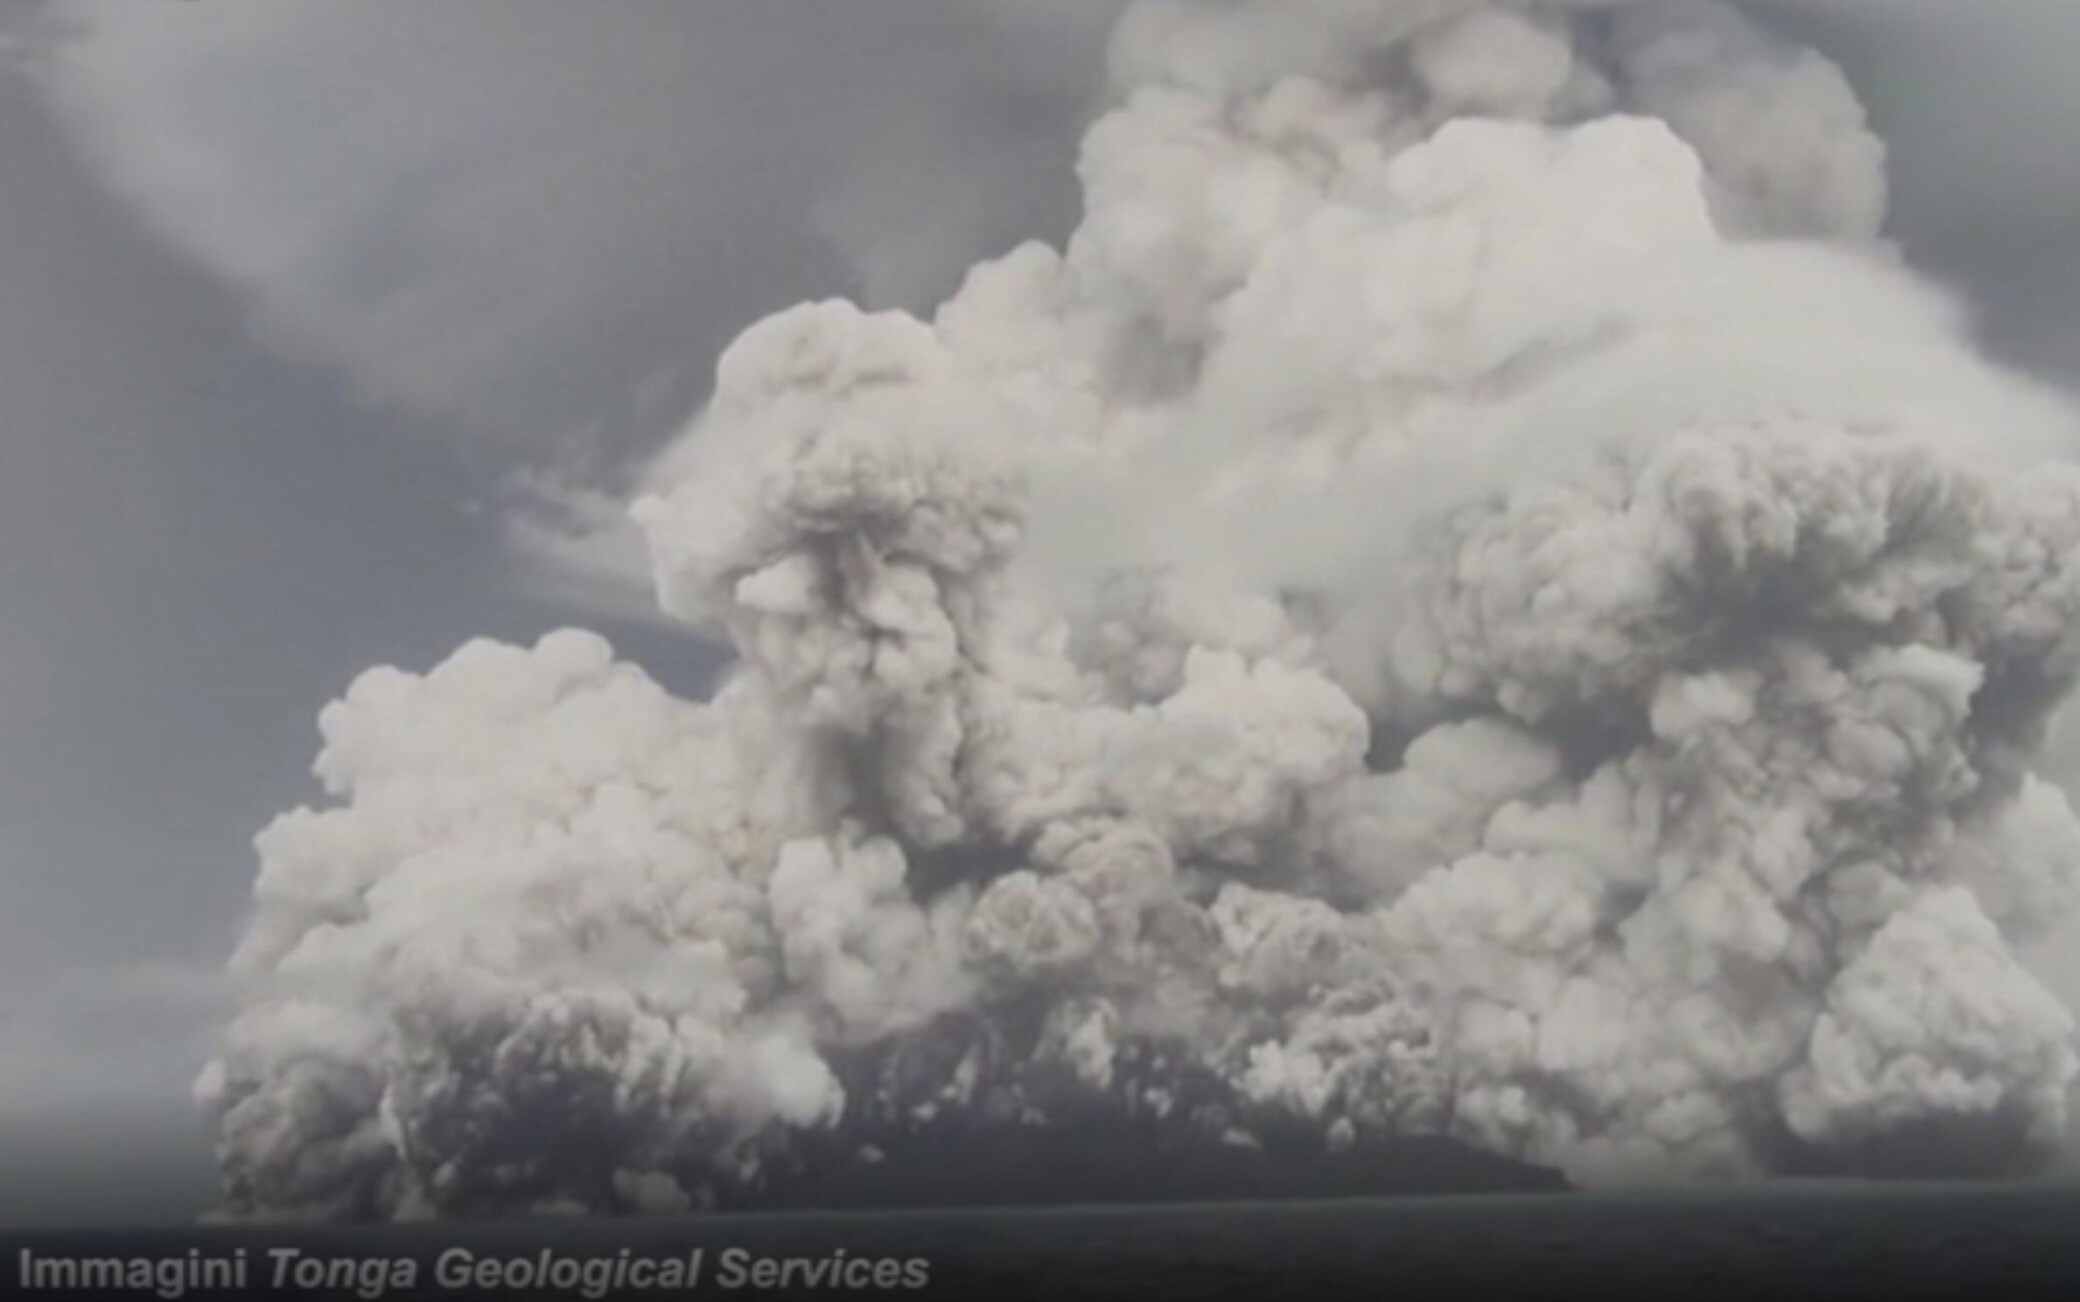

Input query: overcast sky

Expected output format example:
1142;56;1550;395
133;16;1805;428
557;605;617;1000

2;0;2079;1226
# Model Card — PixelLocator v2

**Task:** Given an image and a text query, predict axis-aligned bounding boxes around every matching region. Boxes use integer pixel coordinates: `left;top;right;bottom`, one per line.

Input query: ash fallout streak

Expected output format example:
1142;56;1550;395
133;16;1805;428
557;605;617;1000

202;0;2080;1218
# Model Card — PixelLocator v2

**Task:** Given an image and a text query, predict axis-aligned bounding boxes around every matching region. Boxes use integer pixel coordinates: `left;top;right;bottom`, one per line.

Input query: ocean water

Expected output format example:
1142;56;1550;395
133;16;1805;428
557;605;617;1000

17;1182;2080;1301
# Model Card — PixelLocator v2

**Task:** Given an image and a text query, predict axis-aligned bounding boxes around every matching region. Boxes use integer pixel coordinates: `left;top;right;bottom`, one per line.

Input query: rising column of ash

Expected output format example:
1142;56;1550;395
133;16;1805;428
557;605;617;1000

200;0;2080;1219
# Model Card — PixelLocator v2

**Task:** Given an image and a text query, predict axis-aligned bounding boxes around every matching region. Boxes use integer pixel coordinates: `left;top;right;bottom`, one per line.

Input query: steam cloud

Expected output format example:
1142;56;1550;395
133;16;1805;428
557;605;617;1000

202;0;2080;1218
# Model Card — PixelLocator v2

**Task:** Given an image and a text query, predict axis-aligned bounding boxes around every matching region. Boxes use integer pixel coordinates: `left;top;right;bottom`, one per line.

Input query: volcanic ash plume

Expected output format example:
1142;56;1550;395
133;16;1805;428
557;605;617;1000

203;0;2080;1218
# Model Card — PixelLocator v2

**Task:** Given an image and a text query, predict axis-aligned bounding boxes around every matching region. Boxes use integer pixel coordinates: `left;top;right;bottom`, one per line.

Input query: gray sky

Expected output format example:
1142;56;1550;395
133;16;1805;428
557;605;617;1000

1;0;2078;1226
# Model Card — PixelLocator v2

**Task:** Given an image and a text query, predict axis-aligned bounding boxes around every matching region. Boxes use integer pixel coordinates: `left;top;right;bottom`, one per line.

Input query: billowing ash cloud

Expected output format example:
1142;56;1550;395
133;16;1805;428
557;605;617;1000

202;0;2080;1218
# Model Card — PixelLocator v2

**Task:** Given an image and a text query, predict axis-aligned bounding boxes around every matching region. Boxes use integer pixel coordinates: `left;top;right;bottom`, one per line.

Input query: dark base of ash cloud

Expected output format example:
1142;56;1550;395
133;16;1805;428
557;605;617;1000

200;0;2080;1221
360;1014;1573;1218
210;1003;2049;1221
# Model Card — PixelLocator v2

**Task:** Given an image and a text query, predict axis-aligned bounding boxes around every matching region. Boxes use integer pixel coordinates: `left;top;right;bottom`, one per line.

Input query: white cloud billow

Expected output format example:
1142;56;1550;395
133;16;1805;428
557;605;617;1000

201;0;2080;1217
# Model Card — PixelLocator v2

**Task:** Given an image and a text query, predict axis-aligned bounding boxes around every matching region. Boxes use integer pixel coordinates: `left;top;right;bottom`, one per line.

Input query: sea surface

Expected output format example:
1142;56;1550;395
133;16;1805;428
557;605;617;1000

16;1182;2080;1301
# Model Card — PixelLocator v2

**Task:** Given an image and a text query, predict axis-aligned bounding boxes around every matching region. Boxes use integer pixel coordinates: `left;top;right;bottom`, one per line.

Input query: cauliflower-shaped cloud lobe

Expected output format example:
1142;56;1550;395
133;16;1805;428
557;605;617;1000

205;0;2080;1218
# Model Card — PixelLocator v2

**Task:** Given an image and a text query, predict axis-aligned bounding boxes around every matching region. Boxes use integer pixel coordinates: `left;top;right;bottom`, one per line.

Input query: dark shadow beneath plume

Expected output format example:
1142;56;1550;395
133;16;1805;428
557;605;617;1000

1775;1106;2052;1183
746;1123;1569;1213
713;1011;1570;1213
